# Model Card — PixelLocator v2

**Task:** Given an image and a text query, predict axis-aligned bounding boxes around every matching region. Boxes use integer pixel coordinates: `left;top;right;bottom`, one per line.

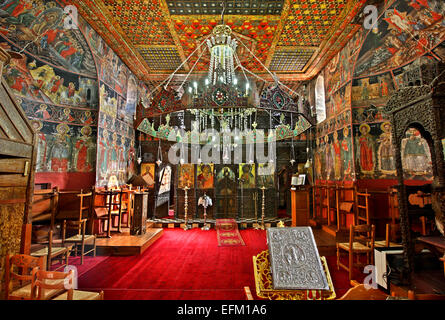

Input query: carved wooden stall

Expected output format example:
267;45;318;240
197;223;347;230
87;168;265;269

0;48;37;296
384;79;445;284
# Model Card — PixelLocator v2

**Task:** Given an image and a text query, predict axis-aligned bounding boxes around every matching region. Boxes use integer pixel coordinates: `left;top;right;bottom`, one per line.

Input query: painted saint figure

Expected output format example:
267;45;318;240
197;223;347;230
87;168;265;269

341;127;352;178
357;123;374;174
332;131;342;180
48;123;71;172
324;135;333;180
31;120;47;171
377;122;396;175
74;126;95;172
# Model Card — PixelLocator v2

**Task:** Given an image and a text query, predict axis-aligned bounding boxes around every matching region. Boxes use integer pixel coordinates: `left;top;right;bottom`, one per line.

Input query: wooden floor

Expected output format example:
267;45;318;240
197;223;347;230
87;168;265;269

96;228;163;256
312;228;337;256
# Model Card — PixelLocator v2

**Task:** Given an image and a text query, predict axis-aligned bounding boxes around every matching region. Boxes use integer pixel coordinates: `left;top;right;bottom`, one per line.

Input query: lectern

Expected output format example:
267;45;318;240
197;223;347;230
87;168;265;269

131;191;148;235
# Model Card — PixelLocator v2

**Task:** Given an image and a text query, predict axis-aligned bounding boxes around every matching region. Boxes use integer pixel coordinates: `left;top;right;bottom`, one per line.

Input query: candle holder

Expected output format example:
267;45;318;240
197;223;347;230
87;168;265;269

182;186;191;230
253;191;260;230
198;193;212;231
260;186;266;230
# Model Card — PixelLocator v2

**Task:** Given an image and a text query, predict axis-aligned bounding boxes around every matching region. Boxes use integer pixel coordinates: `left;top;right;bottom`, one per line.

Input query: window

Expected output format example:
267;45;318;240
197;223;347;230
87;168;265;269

315;75;326;123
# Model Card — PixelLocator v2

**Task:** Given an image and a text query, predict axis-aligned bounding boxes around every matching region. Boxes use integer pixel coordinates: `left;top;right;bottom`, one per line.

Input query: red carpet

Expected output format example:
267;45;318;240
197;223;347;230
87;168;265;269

215;219;245;246
75;229;361;300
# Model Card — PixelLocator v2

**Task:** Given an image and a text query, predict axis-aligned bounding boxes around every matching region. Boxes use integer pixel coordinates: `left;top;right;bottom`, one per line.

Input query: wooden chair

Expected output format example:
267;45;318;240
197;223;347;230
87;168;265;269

390;289;445;300
336;184;355;231
355;188;371;225
57;189;93;231
325;185;337;228
31;268;104;300
31;188;72;271
337;224;375;281
375;223;401;248
58;189;96;264
4;254;44;300
407;290;445;300
92;186;120;237
388;187;399;225
119;187;135;228
338;280;388;300
62;219;96;265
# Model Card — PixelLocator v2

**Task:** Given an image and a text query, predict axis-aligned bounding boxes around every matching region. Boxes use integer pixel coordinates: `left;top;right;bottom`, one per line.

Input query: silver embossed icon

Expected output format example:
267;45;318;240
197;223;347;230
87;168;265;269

267;227;329;290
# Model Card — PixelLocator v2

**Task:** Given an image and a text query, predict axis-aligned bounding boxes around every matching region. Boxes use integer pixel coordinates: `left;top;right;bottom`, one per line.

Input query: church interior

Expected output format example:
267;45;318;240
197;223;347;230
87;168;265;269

1;0;445;301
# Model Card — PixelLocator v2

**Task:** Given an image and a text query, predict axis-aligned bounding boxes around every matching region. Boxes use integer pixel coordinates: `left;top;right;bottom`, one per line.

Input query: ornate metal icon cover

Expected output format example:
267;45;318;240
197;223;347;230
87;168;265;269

267;227;329;290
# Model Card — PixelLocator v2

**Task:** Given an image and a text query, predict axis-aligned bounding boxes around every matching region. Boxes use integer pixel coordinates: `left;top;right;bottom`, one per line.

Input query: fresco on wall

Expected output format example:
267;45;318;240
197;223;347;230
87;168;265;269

329;83;351;114
351;72;395;107
0;1;97;77
377;122;396;175
349;122;433;180
125;74;138;122
95;121;135;187
356;123;376;176
2;48;98;107
315;126;354;181
30;119;96;173
354;0;445;78
325;44;353;95
401;127;433;177
79;15;137;186
352;105;386;123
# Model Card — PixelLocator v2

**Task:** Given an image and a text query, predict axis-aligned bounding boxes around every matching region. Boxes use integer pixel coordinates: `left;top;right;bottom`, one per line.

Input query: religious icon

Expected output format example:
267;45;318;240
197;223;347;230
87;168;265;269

197;164;214;189
141;163;155;188
377;122;396;175
401;128;432;175
178;164;194;189
239;163;255;189
257;163;274;188
357;123;375;174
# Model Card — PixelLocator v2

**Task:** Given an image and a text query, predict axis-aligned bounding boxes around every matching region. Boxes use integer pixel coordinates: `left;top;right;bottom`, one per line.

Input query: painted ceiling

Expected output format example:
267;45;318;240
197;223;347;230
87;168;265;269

73;0;367;86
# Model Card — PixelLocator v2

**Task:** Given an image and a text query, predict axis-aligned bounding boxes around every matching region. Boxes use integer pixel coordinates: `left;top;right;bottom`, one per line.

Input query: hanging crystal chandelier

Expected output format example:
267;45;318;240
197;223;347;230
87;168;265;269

206;24;237;85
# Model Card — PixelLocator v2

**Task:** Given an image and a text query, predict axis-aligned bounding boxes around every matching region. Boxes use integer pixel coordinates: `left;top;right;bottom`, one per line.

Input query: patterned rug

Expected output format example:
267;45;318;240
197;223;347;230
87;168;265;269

216;219;245;246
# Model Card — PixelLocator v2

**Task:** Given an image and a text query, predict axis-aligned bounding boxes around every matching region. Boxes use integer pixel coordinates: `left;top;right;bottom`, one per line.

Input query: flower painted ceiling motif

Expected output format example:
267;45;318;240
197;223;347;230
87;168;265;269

74;0;367;84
